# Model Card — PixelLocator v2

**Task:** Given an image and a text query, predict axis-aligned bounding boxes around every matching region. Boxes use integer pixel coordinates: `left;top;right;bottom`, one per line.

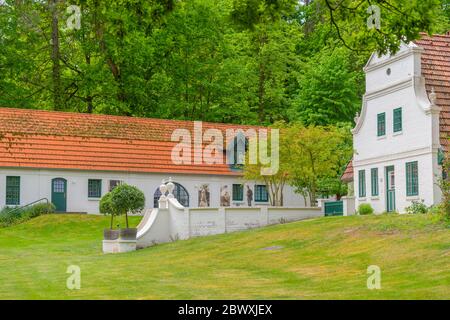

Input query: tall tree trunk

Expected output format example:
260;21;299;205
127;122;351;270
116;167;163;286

50;0;62;110
85;53;94;113
93;0;124;103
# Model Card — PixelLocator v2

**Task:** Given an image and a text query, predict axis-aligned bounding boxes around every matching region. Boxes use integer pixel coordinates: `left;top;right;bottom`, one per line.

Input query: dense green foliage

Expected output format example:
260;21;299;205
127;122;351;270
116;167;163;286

0;0;447;124
0;202;56;227
358;203;374;215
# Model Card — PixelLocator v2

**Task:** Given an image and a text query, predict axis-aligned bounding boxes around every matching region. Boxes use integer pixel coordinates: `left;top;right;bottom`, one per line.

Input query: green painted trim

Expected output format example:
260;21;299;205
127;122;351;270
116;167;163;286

385;166;396;212
406;161;419;196
255;185;269;202
232;184;243;201
377;113;386;137
5;176;20;206
371;168;379;196
358;170;366;198
393;107;402;133
88;179;102;198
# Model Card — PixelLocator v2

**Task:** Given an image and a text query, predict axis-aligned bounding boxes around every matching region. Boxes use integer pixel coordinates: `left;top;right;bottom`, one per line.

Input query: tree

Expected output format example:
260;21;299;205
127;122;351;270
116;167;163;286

231;0;302;124
243;123;291;206
290;46;365;125
286;124;352;205
109;184;145;229
243;122;352;206
317;0;447;55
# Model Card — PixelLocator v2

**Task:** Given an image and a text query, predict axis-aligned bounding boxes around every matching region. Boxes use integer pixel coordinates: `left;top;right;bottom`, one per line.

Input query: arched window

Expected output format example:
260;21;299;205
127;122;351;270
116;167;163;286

153;182;189;208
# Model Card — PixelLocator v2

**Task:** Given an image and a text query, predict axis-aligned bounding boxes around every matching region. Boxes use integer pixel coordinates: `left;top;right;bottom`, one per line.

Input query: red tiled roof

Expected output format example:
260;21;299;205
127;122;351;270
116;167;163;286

341;160;353;182
414;33;450;152
0;107;263;175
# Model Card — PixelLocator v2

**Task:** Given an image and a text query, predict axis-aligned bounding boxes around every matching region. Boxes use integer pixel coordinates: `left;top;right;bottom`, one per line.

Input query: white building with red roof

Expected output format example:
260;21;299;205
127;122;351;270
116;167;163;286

348;33;449;213
0;108;306;213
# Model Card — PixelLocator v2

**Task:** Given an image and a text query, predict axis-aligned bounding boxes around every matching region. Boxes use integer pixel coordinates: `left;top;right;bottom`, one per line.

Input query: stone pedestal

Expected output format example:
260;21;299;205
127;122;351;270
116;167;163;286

103;239;137;254
342;196;356;216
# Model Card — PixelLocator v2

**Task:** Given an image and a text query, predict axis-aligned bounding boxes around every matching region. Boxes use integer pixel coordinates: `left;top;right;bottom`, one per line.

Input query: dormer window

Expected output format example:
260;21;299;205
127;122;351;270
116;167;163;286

377;113;386;137
225;131;250;171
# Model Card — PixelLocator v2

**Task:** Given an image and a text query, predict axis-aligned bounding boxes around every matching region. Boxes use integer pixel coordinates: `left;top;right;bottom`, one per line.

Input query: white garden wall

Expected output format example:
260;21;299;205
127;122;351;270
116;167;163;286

137;196;322;248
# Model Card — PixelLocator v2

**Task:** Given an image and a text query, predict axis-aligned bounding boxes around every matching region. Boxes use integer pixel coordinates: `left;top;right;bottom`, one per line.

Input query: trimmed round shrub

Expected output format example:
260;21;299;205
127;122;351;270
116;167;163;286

109;184;145;228
358;203;374;215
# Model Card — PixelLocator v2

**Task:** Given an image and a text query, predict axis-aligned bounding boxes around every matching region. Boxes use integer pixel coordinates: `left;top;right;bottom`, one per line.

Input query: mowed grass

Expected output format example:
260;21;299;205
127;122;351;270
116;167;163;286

0;213;449;300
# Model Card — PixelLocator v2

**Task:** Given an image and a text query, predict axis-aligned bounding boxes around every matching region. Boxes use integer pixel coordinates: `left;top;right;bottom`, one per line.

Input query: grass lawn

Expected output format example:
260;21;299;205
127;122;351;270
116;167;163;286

0;213;449;300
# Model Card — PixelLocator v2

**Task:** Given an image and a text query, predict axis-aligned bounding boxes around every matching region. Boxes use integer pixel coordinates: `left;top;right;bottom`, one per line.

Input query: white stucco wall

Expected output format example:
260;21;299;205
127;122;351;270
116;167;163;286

0;168;306;213
353;43;442;213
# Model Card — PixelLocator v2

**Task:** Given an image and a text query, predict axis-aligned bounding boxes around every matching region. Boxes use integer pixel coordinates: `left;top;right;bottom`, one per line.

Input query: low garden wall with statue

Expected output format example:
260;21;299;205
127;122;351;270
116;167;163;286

134;180;323;250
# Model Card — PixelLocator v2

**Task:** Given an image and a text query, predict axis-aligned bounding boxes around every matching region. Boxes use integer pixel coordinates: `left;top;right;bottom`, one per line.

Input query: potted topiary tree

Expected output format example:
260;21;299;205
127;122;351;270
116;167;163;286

100;192;120;240
109;184;145;240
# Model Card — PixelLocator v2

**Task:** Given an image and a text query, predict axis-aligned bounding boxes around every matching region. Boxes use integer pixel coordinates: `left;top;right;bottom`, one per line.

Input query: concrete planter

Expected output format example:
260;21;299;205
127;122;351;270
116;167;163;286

103;229;119;240
120;228;137;240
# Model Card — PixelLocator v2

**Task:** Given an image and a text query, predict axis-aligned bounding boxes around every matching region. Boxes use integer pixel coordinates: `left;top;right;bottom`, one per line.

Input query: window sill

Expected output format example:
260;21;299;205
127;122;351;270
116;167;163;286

377;135;386;140
406;196;420;201
370;196;380;200
88;198;101;201
358;198;367;201
393;130;403;136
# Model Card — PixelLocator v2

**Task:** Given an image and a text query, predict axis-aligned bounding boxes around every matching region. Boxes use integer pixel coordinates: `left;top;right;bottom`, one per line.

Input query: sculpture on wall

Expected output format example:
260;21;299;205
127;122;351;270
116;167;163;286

198;184;210;207
246;185;253;207
220;185;231;207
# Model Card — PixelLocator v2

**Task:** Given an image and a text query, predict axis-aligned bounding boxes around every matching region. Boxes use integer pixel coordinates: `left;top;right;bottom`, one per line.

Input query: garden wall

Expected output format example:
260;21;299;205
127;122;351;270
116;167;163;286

137;197;322;248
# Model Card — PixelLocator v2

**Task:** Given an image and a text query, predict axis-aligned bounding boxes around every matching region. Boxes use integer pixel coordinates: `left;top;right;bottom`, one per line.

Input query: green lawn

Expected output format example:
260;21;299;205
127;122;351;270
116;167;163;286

0;213;449;300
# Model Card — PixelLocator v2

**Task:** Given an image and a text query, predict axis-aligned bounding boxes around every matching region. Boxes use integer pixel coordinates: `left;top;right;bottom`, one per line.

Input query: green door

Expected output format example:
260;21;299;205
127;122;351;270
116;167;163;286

52;178;67;212
385;166;396;212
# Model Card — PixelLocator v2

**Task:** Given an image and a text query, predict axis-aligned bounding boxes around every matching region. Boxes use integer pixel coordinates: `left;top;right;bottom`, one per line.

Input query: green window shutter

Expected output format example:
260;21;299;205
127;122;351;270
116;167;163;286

406;161;419;196
377;113;386;136
255;185;268;202
371;168;379;196
232;184;243;201
88;179;102;198
393;108;402;132
6;176;20;205
358;170;366;198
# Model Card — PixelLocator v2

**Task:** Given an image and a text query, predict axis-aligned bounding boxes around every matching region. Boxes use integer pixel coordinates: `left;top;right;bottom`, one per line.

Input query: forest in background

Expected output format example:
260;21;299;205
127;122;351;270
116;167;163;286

0;0;448;126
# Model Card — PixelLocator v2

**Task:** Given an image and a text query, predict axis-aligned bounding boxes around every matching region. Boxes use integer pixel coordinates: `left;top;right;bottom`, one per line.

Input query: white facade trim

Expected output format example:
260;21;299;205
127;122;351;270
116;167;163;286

353;146;431;167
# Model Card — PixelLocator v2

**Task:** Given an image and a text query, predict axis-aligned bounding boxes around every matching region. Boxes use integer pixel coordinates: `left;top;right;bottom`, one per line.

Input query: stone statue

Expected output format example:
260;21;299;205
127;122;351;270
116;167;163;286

198;184;210;207
246;185;253;207
220;186;230;207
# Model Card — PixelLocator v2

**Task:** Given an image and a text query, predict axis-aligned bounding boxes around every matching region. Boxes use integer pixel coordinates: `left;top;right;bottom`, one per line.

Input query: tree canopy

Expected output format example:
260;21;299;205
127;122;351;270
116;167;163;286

0;0;447;124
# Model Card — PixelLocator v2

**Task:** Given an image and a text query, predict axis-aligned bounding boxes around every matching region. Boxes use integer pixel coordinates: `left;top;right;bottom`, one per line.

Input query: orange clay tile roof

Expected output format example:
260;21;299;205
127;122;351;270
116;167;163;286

342;33;450;182
341;160;353;183
0;107;263;175
414;33;450;152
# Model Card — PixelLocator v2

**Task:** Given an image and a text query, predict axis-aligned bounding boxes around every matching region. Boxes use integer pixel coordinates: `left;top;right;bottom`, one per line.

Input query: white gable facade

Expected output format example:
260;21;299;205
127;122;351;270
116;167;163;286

352;43;443;213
